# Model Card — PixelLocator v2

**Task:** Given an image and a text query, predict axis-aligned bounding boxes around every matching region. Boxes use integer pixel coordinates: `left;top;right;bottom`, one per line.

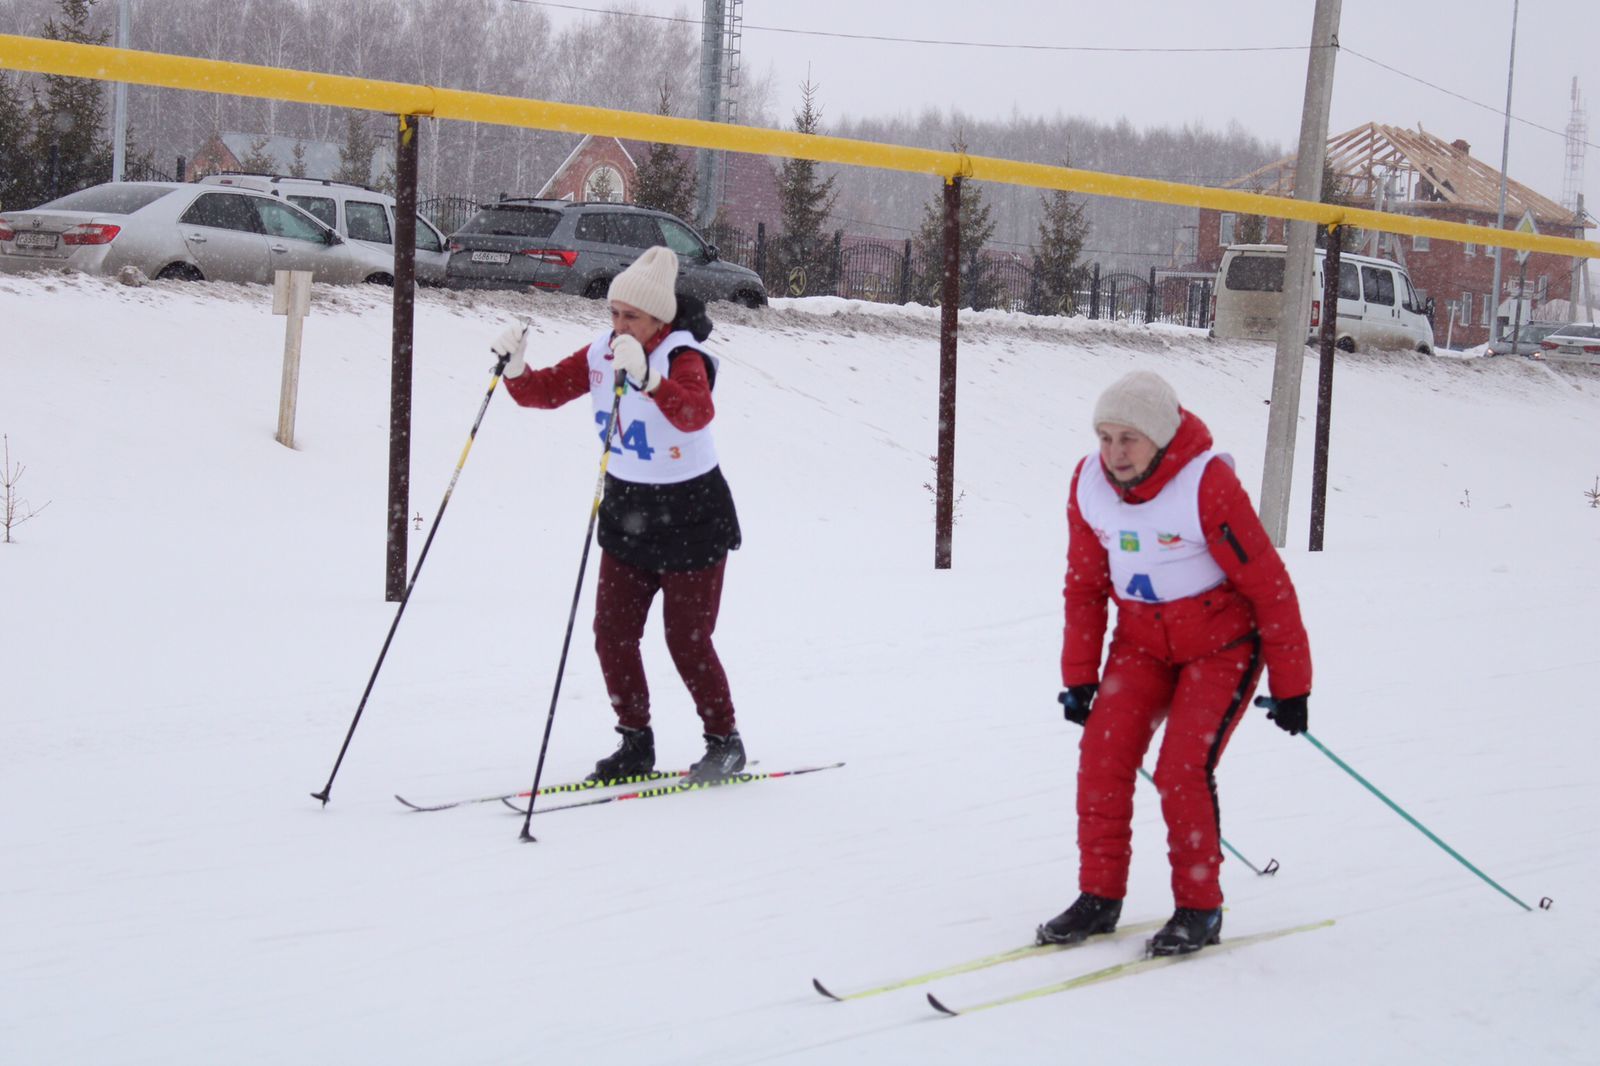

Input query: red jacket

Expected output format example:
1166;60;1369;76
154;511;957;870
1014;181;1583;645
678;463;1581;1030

503;323;715;432
1061;410;1312;698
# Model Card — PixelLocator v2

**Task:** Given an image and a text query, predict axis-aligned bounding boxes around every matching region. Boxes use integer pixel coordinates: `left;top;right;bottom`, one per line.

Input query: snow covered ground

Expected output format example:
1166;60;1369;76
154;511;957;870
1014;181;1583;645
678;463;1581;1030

3;271;1597;1064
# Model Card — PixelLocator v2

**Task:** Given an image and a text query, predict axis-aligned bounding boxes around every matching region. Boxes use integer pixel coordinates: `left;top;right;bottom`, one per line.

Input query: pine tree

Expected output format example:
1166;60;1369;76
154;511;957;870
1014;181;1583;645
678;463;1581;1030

1315;160;1362;253
633;81;697;219
1234;183;1267;246
913;138;998;309
585;166;617;203
27;0;112;204
772;79;839;297
1030;172;1089;315
334;111;379;186
0;72;33;211
239;135;278;175
289;140;308;179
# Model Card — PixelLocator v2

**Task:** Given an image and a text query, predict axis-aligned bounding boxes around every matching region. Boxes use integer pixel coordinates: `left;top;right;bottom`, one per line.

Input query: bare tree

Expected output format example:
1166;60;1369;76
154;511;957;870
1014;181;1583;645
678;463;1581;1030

1;435;50;544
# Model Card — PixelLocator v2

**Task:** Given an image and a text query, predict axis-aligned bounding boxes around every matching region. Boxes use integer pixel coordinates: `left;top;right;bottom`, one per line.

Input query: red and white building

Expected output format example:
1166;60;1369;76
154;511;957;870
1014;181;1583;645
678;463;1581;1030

1194;123;1592;348
535;134;781;237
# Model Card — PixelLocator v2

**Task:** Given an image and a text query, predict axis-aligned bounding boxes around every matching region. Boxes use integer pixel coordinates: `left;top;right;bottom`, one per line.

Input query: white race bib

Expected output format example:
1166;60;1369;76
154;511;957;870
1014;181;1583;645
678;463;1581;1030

1076;451;1231;603
587;328;721;485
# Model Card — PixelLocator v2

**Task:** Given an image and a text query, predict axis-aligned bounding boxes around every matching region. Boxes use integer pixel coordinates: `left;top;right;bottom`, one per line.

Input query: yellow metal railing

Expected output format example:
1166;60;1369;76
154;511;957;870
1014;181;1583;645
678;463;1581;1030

3;33;1598;260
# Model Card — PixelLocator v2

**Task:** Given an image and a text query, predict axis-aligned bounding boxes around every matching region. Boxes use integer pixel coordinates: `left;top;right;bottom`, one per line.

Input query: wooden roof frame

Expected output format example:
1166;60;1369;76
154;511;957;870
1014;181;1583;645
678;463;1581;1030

1226;122;1581;229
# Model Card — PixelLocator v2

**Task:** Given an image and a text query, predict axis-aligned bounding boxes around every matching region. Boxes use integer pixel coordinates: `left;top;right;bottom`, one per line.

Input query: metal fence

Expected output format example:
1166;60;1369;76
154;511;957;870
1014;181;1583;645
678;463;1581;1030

418;194;481;237
704;220;1214;328
404;204;1215;328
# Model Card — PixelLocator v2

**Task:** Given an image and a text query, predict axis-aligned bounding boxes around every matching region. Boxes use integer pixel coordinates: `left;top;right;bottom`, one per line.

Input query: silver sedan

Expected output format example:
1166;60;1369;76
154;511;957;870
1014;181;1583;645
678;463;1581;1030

1536;323;1600;366
0;181;399;285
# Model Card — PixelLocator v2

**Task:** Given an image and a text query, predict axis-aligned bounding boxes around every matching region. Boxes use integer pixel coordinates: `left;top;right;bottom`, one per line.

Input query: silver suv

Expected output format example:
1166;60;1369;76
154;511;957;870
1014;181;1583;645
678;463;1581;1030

444;199;766;308
198;174;450;285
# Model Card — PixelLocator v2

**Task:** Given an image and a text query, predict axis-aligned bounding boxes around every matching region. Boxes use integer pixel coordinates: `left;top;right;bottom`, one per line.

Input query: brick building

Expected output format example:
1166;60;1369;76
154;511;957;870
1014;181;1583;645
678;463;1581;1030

1195;123;1592;347
186;132;393;186
536;135;780;236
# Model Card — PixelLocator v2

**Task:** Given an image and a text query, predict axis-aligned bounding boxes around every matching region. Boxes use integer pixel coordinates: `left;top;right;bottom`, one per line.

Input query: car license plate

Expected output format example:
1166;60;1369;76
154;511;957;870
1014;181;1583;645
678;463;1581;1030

14;232;57;250
470;251;510;264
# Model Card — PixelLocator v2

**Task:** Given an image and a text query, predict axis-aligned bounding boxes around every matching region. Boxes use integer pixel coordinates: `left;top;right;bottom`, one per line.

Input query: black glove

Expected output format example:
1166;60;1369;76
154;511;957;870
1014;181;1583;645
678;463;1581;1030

1059;684;1098;727
1254;694;1309;736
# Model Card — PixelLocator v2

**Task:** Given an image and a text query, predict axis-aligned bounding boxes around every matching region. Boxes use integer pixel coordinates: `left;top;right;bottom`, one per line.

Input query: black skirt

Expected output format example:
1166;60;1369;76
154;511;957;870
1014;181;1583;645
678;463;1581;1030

597;466;742;572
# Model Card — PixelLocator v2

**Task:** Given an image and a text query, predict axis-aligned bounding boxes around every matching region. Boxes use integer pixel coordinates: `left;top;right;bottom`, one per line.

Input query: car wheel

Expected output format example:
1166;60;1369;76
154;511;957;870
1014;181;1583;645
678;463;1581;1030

156;263;203;281
584;278;610;299
365;273;394;286
1335;336;1356;353
1417;344;1432;355
735;290;764;309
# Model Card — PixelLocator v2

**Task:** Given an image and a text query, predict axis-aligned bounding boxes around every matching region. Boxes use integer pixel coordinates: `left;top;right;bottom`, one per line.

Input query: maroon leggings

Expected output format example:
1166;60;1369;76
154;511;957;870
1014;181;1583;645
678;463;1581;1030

593;551;736;736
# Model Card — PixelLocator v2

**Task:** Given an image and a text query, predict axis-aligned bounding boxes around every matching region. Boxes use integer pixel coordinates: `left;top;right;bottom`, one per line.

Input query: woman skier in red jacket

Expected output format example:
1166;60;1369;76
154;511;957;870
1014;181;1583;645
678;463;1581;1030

489;246;745;786
1037;370;1312;956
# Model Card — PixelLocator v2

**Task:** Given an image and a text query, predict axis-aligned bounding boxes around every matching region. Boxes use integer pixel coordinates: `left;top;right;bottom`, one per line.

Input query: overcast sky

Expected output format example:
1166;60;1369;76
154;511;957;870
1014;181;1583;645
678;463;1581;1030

537;0;1599;224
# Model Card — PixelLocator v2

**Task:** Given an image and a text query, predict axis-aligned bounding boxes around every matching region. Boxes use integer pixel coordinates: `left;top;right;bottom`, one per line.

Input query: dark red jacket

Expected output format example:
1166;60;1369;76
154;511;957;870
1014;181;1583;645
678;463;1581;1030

1061;410;1313;698
502;323;715;432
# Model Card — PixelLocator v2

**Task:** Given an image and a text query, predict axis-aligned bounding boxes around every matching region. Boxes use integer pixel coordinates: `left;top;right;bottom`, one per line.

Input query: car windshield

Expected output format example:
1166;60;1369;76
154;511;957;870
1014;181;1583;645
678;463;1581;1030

458;205;560;239
1550;324;1600;340
39;185;175;214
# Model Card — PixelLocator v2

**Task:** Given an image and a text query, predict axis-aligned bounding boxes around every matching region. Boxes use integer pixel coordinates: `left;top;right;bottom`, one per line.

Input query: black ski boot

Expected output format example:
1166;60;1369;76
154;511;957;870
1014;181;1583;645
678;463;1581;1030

1035;892;1123;946
587;726;655;782
1147;907;1223;957
683;730;746;784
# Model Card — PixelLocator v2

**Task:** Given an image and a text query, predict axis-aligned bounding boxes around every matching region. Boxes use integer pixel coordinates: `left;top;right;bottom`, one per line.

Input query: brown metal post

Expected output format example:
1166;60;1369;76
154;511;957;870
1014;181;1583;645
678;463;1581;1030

935;177;961;569
1309;226;1339;552
386;114;420;601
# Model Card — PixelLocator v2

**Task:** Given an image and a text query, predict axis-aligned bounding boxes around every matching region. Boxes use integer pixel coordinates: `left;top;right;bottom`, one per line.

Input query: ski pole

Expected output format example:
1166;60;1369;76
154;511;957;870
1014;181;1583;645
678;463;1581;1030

1136;767;1278;876
1292;724;1537;912
517;370;627;843
310;348;513;807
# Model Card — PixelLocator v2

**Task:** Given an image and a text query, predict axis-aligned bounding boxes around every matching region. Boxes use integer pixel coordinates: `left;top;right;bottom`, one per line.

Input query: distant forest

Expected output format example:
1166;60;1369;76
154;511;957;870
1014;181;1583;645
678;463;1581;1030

0;0;1283;271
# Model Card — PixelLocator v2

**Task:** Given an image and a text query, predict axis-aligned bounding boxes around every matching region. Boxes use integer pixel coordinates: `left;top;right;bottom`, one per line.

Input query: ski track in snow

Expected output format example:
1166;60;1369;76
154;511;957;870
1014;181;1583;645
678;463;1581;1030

3;272;1598;1064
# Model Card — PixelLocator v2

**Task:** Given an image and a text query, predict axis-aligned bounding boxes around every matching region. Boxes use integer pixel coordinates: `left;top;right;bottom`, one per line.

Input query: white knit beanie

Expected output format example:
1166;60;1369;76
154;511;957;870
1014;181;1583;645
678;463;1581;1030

607;245;679;323
1092;371;1182;448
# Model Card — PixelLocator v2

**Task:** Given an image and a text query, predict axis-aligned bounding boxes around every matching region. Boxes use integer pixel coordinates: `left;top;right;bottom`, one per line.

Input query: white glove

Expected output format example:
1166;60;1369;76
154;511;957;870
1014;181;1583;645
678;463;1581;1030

490;321;530;378
611;334;659;393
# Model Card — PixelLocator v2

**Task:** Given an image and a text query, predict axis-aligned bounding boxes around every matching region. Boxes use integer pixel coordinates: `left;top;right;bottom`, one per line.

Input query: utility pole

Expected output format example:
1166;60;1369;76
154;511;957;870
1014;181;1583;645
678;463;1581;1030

111;0;129;181
695;0;726;229
1259;0;1341;547
1580;194;1596;323
1489;0;1520;345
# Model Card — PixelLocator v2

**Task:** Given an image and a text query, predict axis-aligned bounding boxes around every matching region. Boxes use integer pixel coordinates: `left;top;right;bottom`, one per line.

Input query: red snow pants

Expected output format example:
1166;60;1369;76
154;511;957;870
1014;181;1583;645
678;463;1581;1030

1077;592;1263;910
593;551;736;736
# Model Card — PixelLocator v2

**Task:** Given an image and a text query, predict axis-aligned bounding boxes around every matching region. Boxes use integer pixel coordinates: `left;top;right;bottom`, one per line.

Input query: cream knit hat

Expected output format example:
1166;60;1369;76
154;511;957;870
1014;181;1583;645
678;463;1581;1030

1092;371;1182;448
607;245;679;323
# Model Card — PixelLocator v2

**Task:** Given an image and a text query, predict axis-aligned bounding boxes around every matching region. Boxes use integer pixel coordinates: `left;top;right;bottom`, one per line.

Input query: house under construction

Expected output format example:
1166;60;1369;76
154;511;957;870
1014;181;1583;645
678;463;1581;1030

1194;122;1596;348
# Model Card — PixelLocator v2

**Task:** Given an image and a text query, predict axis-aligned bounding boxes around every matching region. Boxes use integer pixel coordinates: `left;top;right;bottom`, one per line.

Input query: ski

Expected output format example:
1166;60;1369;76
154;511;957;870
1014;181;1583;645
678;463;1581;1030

501;761;845;815
811;918;1167;1003
926;918;1335;1016
394;769;694;812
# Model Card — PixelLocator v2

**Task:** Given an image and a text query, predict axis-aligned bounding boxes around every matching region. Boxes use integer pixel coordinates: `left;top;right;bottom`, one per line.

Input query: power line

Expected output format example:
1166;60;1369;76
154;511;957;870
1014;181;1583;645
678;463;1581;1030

1341;46;1600;153
500;0;1307;54
502;2;1597;157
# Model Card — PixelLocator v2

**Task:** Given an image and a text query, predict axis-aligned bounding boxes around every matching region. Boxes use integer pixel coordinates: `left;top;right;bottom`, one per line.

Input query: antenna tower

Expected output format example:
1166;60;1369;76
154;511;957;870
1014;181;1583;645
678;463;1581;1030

1561;77;1587;215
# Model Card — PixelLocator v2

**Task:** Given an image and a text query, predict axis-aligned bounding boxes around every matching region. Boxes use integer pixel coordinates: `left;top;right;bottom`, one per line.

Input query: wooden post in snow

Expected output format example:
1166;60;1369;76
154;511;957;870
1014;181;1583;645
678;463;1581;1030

272;269;313;448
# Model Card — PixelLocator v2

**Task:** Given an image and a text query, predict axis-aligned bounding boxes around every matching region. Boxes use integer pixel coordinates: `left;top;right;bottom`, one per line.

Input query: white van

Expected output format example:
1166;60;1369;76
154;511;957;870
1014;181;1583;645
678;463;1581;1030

198;174;449;285
1212;243;1435;354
